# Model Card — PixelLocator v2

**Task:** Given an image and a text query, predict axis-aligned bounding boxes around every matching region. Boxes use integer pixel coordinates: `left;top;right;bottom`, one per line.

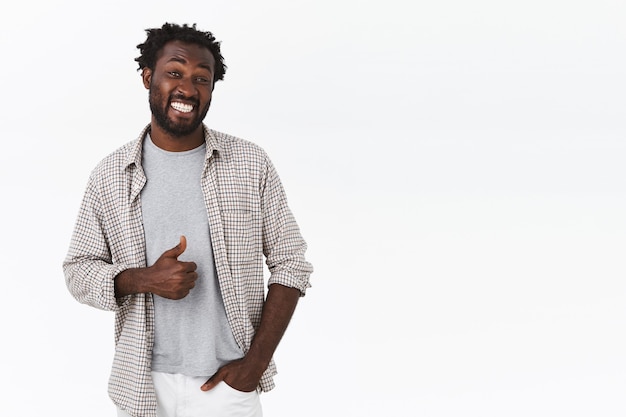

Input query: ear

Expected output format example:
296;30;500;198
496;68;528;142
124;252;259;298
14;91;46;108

142;68;152;90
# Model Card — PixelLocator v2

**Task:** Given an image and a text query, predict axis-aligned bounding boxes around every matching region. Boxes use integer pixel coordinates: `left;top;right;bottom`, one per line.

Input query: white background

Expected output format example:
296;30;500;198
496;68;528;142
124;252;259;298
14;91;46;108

1;1;625;416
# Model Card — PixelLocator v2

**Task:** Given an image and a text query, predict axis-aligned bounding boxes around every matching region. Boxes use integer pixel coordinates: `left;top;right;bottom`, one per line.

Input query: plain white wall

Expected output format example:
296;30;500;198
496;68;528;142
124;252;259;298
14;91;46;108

1;1;625;416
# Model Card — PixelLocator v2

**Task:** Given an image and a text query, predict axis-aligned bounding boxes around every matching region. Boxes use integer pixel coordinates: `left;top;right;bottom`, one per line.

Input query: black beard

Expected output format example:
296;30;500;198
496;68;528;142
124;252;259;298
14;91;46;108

149;88;210;137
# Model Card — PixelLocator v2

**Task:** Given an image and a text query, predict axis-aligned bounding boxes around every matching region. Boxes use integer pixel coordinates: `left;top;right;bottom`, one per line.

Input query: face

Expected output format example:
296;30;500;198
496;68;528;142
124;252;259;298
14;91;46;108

143;40;216;137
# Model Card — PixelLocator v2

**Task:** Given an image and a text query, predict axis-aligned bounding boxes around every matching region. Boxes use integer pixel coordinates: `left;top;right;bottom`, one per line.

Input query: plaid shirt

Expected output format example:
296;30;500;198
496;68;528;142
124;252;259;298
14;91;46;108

63;124;313;417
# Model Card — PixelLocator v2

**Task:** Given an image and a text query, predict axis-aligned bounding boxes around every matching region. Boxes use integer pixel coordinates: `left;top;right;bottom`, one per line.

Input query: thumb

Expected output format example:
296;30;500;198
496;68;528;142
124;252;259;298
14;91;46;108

162;235;187;259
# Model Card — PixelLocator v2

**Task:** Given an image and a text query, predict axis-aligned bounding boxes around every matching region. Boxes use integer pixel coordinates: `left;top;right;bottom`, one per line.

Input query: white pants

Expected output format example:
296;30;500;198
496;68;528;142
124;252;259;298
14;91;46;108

117;372;263;417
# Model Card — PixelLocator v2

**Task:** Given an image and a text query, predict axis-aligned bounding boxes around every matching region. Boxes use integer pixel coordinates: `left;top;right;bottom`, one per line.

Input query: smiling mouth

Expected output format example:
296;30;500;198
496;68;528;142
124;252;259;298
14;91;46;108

170;101;194;113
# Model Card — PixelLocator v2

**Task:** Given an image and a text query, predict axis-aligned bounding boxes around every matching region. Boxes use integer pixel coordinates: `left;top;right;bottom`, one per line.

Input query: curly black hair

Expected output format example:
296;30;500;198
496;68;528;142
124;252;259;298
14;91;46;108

135;22;227;84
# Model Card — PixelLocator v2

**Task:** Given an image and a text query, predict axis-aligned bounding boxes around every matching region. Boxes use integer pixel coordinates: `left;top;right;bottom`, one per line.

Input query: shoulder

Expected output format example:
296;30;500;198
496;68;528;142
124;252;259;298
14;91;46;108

89;138;141;183
207;128;269;164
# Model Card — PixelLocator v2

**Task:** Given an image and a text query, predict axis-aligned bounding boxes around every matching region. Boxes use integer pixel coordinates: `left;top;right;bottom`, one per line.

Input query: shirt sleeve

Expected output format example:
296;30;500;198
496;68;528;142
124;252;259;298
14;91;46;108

62;172;130;311
261;155;313;295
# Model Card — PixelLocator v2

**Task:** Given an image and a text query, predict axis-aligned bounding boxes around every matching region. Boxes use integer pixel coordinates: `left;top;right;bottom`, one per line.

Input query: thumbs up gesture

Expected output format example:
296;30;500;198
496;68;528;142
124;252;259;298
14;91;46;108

144;236;198;300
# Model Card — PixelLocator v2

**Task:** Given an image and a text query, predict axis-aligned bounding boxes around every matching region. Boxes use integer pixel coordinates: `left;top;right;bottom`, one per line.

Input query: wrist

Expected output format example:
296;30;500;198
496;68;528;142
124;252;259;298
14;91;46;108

243;348;272;375
115;267;148;297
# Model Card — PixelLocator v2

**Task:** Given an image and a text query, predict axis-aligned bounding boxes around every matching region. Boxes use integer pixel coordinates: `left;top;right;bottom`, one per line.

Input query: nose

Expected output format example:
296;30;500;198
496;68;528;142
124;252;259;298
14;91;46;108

176;76;197;97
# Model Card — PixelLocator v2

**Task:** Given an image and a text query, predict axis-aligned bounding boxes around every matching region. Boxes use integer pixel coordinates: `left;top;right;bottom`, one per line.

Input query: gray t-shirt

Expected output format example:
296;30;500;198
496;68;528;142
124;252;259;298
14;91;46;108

141;134;244;376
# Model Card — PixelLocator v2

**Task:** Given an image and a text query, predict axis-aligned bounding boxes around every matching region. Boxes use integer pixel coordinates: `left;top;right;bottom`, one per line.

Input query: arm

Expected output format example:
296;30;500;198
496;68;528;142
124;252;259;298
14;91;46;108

202;153;312;392
64;172;198;308
114;236;198;300
63;174;127;311
201;283;300;392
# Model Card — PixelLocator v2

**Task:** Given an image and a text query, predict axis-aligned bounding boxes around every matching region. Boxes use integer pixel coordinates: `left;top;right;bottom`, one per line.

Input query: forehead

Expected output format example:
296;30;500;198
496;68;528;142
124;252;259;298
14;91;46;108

156;40;216;71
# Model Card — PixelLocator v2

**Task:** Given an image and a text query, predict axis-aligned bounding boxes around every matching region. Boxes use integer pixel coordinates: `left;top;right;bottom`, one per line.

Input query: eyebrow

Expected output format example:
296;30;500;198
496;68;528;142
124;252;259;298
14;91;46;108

198;63;214;73
167;56;188;65
166;56;214;74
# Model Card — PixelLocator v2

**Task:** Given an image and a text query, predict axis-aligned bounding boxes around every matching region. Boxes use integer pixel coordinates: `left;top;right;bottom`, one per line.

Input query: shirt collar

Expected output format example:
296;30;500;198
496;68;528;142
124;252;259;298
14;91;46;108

124;123;222;169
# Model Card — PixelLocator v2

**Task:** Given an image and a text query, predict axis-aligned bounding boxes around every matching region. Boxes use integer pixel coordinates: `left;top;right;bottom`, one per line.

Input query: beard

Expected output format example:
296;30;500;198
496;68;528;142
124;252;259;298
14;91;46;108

149;87;211;137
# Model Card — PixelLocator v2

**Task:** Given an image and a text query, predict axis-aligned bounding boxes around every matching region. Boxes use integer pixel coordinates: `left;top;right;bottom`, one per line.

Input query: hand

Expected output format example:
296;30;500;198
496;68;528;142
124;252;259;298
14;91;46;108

200;357;266;393
145;236;198;299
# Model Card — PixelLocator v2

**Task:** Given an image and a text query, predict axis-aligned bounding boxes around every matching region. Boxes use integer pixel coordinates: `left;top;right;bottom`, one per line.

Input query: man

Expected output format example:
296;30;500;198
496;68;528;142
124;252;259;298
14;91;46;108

63;22;313;417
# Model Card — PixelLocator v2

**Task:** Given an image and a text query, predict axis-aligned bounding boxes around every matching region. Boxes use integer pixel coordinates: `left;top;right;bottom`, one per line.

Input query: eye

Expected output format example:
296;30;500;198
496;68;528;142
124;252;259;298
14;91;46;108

168;71;181;78
195;76;211;84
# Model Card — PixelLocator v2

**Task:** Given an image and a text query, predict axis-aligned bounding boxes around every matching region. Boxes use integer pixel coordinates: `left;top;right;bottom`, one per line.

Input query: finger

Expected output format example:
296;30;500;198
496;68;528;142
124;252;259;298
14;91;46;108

201;372;223;391
181;261;198;272
162;235;187;259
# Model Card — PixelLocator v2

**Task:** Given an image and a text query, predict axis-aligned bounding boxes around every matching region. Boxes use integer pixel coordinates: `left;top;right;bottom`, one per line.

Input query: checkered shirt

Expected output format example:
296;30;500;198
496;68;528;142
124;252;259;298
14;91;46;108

63;124;313;417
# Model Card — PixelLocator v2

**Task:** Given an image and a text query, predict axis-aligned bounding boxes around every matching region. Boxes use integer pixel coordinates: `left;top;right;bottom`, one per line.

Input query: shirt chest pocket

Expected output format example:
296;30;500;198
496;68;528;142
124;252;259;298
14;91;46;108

221;210;256;265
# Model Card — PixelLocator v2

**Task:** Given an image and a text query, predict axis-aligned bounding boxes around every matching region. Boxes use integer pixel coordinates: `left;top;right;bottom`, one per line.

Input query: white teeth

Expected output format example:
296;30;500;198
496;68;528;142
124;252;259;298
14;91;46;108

171;102;193;113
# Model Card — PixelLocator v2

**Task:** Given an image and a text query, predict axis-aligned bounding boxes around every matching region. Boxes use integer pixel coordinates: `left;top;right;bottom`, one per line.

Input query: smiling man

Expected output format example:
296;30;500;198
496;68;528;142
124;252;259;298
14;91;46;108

145;40;215;148
63;23;313;417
